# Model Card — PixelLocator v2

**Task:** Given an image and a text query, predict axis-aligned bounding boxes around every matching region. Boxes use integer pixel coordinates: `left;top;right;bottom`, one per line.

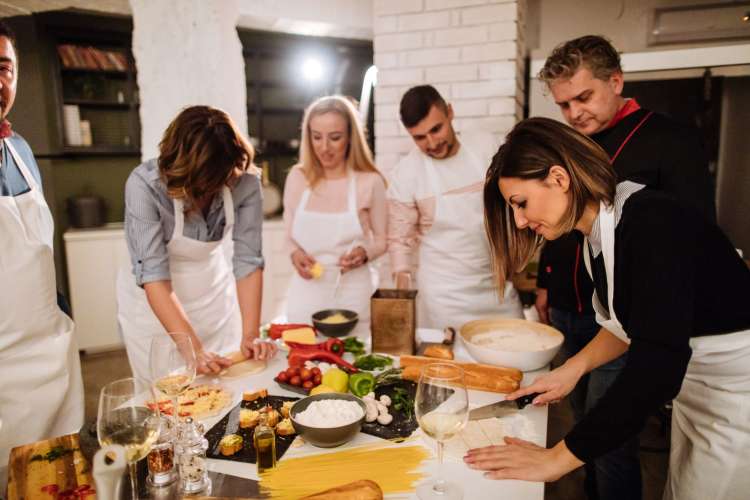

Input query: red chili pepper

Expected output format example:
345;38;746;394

41;484;59;495
80;489;96;497
73;485;91;494
287;348;358;372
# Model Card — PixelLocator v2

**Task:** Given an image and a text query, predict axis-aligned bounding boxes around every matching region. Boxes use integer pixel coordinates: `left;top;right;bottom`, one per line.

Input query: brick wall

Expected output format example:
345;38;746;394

372;0;526;173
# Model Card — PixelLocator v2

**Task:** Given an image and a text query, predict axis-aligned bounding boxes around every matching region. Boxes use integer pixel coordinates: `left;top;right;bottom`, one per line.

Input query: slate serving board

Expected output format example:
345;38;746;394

360;380;419;441
205;394;299;464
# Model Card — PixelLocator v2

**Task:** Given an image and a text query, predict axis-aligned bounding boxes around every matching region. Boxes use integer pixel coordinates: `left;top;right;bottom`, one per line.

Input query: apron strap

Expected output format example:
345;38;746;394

4;139;40;191
609;111;654;163
221;186;234;231
346;171;357;213
172;198;185;240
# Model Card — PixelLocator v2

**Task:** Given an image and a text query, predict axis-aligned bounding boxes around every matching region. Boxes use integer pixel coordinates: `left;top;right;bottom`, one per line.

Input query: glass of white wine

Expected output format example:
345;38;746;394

97;377;161;500
149;333;197;423
415;363;469;500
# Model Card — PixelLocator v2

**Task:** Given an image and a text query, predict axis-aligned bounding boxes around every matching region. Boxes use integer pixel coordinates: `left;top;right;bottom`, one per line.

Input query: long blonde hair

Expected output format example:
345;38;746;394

483;117;616;289
298;95;384;188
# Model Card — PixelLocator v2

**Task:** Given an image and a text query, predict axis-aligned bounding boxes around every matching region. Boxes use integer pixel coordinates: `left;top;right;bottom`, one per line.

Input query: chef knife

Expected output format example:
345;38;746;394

468;393;540;420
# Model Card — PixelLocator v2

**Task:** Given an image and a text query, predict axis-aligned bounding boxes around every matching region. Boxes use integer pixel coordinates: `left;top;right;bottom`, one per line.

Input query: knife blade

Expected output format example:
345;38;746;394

468;393;540;420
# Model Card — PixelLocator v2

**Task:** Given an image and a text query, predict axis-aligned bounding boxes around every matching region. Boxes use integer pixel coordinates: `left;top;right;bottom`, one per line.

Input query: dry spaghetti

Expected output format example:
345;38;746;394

259;442;430;499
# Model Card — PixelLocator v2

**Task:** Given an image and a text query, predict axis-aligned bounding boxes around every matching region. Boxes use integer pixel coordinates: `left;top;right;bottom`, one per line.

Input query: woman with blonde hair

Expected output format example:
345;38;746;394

117;105;276;380
283;96;387;341
465;117;750;500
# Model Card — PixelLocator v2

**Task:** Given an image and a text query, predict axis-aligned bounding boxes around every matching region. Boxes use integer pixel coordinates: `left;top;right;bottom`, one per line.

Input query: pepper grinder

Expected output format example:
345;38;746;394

174;417;210;494
146;415;177;487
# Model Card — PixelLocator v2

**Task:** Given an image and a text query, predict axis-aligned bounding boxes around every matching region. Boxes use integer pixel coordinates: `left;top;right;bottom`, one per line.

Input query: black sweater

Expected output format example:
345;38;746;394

537;108;716;313
564;189;750;462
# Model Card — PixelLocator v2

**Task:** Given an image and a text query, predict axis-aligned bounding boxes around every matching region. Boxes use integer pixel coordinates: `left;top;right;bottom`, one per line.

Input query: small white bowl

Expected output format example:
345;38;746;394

460;317;564;372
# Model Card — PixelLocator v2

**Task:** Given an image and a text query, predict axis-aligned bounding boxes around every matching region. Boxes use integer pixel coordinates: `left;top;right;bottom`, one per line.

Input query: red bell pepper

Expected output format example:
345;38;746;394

287;348;358;373
285;338;345;356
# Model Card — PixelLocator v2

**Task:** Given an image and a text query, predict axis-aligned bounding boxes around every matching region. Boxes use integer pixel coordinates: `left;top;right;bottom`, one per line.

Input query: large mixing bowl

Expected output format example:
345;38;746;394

312;309;358;338
460;317;564;371
290;393;366;448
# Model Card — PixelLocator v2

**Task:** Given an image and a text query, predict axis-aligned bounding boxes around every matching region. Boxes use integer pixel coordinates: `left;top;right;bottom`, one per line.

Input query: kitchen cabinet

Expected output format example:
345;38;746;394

63;223;129;352
64;221;293;352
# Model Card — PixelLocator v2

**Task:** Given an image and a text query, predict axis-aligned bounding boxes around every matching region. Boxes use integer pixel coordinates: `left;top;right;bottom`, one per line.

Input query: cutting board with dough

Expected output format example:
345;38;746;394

7;433;94;500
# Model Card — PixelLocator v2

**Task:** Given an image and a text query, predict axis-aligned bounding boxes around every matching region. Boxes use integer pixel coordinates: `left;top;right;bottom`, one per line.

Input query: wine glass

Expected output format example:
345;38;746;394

415;363;469;500
98;377;161;500
149;333;197;423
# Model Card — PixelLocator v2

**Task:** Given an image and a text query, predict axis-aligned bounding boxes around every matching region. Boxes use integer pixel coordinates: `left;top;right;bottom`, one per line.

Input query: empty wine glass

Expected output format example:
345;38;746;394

149;333;197;423
415;363;469;500
98;377;161;500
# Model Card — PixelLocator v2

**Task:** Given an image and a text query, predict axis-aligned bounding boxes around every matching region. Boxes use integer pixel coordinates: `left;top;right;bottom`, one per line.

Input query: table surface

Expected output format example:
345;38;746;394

197;331;548;500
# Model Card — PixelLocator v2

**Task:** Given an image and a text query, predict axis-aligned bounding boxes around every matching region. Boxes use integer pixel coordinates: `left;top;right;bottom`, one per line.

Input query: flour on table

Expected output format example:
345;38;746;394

437;413;541;460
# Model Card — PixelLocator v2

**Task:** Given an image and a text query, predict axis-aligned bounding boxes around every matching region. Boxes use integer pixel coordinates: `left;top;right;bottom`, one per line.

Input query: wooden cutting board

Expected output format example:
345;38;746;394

7;433;94;500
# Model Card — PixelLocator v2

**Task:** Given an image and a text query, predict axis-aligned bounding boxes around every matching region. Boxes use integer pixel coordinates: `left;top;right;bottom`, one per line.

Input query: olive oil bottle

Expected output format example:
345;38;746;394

254;411;276;472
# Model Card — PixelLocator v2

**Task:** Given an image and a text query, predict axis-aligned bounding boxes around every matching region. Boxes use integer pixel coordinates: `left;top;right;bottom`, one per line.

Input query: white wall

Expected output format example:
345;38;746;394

372;0;525;173
130;0;248;161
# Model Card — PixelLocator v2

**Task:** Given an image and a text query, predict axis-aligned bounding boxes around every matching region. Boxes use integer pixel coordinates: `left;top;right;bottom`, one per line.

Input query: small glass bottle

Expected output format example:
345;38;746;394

146;415;177;487
254;411;276;473
174;417;210;494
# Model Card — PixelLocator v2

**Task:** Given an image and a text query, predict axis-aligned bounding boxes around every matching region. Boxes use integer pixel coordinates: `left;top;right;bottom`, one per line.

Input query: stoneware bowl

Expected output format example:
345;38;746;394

290;393;366;448
312;309;358;338
460;317;564;371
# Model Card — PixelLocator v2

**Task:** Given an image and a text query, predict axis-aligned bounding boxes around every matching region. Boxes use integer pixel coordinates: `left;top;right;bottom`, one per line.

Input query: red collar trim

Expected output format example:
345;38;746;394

606;99;640;129
0;120;12;139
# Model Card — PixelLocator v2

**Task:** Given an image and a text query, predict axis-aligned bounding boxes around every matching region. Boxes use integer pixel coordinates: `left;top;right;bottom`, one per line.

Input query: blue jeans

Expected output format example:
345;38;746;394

550;307;643;500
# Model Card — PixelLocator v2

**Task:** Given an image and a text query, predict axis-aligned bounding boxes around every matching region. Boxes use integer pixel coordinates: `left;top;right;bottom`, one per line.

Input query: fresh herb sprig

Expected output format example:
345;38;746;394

392;386;414;421
343;337;366;357
374;367;402;388
30;446;78;463
353;354;393;371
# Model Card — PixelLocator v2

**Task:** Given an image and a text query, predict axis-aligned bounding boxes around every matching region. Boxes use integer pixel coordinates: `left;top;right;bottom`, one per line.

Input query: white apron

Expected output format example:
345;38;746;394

584;201;750;500
0;139;84;489
116;187;242;380
285;173;375;342
417;151;522;330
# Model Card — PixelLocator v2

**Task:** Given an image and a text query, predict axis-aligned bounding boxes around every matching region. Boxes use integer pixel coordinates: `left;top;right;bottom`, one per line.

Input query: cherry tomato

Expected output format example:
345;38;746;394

285;367;296;378
302;380;314;390
311;367;321;376
293;366;301;376
299;368;312;381
313;374;322;385
277;372;289;383
290;375;302;386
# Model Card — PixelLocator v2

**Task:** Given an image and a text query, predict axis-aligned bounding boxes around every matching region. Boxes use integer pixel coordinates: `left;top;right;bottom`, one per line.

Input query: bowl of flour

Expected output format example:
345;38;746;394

290;393;367;447
459;317;564;371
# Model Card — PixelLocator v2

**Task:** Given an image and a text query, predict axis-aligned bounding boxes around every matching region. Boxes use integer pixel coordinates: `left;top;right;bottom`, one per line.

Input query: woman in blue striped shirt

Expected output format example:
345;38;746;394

117;106;276;379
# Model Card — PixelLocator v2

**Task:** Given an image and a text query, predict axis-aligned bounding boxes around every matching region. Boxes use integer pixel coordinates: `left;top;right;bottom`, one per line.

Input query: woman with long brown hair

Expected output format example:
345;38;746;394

466;117;750;499
283;96;387;341
117;105;276;379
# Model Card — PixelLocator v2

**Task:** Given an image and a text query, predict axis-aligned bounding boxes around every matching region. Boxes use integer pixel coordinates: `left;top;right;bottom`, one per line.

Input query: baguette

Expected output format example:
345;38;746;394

301;479;383;500
422;344;454;360
399;355;522;394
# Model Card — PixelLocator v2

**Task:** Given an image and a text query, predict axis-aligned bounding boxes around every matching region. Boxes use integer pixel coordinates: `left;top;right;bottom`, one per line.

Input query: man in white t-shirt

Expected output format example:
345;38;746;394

387;85;522;329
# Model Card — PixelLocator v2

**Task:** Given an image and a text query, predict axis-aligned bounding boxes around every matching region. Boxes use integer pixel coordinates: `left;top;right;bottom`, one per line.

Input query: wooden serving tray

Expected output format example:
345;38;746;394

7;433;94;500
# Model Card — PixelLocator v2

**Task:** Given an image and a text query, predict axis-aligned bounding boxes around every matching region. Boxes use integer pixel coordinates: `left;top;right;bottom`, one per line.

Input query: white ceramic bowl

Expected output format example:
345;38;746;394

459;317;564;372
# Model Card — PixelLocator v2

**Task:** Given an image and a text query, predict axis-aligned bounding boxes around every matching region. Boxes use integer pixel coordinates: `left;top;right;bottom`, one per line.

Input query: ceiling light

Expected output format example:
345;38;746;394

302;58;323;82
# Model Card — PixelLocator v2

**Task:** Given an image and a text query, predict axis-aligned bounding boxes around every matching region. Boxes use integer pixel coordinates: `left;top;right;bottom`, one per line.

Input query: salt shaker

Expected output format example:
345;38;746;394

174;417;210;494
146;415;177;487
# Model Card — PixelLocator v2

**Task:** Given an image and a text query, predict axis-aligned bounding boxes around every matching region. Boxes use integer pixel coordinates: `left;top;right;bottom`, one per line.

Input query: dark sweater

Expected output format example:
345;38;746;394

537;107;716;313
564;189;750;462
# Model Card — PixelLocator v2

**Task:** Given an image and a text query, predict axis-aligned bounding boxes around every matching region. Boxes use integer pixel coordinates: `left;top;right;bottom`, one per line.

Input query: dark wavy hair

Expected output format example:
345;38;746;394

483;117;616;289
158;106;257;210
399;85;448;128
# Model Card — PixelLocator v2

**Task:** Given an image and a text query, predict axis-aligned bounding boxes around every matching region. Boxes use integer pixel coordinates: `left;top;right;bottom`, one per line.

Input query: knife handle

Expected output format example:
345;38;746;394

515;393;540;409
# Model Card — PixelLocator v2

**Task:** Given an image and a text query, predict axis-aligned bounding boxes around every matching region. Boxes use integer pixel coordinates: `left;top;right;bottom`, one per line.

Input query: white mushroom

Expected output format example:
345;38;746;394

378;395;391;407
364;392;376;400
364;399;379;422
375;401;389;416
377;413;393;425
